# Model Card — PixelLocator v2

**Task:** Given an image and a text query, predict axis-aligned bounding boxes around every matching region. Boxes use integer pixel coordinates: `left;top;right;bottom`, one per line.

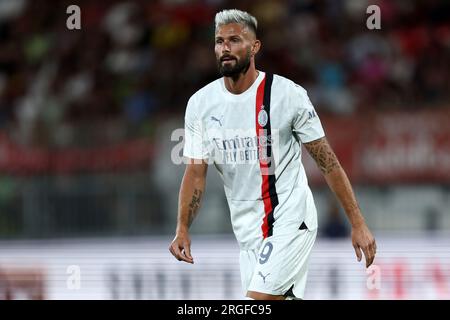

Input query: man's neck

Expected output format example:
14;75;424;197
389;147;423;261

223;66;260;94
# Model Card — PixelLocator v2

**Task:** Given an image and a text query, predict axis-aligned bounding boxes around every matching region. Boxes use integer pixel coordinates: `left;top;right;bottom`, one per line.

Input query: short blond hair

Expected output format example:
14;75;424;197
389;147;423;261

215;9;257;35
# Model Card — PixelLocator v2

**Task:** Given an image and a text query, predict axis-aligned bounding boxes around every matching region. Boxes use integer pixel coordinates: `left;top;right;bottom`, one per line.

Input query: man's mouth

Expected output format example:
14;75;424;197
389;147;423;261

221;56;236;62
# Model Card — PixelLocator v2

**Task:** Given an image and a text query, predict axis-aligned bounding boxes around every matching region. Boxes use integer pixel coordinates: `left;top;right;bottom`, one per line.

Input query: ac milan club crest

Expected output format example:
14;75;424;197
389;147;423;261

258;109;268;127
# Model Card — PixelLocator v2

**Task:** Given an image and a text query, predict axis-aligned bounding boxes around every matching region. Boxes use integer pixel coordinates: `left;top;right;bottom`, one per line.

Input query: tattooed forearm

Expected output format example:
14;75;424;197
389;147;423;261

177;162;207;234
187;189;203;226
303;137;341;175
305;137;366;227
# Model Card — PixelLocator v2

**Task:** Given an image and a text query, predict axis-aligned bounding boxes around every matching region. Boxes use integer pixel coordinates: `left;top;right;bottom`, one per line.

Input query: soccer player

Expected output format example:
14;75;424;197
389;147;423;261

169;9;376;300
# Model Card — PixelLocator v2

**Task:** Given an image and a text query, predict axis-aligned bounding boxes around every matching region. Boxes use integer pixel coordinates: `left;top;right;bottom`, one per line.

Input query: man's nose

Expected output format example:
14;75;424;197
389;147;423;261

222;40;231;53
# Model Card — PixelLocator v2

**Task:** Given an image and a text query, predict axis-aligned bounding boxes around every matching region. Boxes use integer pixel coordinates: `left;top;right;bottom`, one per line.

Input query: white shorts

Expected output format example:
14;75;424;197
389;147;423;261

239;228;317;299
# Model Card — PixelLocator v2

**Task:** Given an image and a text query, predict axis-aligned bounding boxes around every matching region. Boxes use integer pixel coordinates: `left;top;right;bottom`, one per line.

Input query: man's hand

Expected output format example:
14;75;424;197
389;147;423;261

169;231;194;264
351;222;377;268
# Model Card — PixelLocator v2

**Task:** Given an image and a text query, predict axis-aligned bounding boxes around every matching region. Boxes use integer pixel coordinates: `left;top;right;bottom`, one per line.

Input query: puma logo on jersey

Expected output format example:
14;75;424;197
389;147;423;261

210;115;223;126
258;271;270;283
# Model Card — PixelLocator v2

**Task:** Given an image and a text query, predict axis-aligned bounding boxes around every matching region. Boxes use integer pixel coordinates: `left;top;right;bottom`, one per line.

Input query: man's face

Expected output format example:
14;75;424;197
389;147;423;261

215;23;256;77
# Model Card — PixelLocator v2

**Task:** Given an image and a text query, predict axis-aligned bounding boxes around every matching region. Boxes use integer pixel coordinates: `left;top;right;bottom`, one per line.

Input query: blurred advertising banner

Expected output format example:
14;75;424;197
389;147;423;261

0;235;449;300
0;134;153;174
358;110;450;184
306;109;450;184
0;266;45;300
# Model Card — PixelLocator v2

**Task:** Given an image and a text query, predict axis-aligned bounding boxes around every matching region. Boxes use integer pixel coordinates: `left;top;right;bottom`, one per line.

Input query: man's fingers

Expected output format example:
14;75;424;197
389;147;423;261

352;228;377;268
370;241;376;258
184;243;194;262
179;250;194;263
362;244;374;268
170;241;193;264
180;251;194;264
169;242;187;262
180;241;194;264
370;240;377;265
361;245;370;267
367;239;377;267
169;243;182;261
353;244;362;262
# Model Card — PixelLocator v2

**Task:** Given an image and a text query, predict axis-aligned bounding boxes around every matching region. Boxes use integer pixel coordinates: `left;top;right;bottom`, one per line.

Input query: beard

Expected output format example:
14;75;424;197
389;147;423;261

217;50;251;78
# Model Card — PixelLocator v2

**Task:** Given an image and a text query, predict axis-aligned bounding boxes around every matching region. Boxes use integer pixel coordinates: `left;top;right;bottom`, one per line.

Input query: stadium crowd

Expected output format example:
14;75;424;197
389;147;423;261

0;0;449;148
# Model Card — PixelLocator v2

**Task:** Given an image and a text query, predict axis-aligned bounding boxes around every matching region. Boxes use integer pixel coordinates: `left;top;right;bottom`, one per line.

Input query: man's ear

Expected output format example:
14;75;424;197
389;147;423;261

251;40;261;56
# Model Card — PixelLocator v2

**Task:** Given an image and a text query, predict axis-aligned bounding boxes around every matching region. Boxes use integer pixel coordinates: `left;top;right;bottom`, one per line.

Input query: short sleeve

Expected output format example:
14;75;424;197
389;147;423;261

183;96;210;160
291;84;325;143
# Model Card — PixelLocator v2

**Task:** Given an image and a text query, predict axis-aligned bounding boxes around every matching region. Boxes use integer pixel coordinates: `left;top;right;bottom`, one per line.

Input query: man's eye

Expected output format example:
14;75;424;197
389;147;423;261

216;39;223;44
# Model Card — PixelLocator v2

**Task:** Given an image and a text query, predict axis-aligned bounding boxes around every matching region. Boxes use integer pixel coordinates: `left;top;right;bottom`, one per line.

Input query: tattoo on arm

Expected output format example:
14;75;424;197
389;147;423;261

187;189;203;226
304;137;341;174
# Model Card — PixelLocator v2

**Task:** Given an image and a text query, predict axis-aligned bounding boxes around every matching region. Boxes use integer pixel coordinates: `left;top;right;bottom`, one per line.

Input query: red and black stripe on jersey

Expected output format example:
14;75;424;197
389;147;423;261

255;73;278;239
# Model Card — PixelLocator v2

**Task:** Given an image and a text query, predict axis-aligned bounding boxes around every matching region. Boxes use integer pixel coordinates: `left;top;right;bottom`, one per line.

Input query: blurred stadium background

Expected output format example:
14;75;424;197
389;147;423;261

0;0;449;299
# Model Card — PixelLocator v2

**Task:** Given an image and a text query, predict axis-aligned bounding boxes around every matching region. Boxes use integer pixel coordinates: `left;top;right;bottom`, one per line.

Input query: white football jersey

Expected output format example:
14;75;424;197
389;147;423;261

183;71;325;250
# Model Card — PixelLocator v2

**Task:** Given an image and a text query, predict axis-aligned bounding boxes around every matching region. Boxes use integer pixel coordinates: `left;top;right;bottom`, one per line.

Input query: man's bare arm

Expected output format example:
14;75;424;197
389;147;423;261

303;137;377;267
169;159;208;264
303;137;362;225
